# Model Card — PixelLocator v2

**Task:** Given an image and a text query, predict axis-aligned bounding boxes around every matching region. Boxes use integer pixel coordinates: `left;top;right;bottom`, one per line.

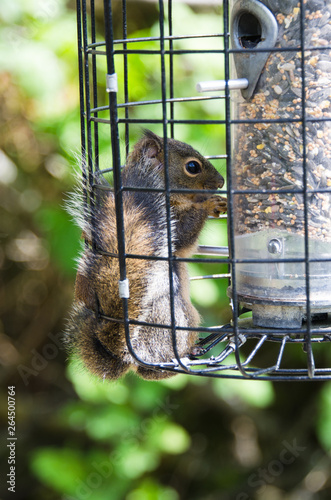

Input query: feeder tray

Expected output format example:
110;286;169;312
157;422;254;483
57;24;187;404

75;0;331;380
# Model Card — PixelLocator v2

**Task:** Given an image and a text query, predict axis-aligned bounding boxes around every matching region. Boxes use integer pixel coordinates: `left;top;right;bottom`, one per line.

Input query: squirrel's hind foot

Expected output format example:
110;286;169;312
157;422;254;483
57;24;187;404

136;365;176;379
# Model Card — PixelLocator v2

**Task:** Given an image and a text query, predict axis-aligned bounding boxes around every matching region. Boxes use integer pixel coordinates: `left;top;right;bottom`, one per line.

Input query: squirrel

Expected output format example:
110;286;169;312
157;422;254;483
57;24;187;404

65;130;227;380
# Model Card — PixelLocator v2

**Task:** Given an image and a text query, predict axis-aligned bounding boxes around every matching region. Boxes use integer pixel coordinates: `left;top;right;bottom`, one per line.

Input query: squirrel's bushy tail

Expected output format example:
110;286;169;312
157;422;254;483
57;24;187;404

65;184;184;379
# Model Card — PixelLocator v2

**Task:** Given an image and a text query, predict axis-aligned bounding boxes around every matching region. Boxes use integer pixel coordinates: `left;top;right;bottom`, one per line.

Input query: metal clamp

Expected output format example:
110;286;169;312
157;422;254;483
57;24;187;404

119;279;130;298
106;73;118;93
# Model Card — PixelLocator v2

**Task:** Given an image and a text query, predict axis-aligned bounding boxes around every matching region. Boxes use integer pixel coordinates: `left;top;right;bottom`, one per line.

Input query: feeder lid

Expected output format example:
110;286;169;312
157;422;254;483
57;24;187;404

231;0;278;100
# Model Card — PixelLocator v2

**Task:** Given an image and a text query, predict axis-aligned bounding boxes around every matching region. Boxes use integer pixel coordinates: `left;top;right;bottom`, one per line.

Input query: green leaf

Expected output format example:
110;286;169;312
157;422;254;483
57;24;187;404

126;479;180;500
122;449;159;479
153;422;191;454
66;360;130;404
34;204;81;275
213;378;275;408
30;447;87;496
317;382;331;451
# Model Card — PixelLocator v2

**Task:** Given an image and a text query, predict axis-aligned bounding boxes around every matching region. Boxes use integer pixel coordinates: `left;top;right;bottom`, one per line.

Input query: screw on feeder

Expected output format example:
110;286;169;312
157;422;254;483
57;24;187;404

268;239;282;256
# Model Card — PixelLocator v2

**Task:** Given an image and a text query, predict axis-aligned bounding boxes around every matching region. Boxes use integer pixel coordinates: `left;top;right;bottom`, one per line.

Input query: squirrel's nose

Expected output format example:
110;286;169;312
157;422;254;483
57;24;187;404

204;179;224;190
204;173;224;190
217;177;225;189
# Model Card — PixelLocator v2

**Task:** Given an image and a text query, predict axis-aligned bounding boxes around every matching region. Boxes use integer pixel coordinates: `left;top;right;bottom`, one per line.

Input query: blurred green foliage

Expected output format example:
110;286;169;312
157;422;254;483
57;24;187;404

1;1;331;500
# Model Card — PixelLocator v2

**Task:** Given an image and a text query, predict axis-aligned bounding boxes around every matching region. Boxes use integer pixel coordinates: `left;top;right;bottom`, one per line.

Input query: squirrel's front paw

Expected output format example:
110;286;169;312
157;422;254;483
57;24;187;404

206;195;227;217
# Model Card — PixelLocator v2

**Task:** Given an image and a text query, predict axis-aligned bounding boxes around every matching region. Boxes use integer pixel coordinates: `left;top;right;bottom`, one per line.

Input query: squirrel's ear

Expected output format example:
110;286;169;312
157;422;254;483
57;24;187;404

141;130;163;159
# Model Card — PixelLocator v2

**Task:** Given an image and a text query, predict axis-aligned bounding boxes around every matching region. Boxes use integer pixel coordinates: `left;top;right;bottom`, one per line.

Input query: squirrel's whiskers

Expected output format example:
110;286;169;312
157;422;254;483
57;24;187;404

65;130;227;380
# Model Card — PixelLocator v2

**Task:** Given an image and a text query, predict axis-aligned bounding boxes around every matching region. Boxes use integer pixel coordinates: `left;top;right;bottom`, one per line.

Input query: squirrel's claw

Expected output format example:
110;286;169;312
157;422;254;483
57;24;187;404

207;195;227;218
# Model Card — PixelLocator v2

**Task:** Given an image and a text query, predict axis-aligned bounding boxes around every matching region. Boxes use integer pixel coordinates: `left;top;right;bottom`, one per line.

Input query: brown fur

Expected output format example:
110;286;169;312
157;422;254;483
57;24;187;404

65;130;227;380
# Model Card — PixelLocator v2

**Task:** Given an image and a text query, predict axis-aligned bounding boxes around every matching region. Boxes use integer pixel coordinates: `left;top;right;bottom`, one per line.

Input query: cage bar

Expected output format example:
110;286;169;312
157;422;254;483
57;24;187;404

75;0;331;381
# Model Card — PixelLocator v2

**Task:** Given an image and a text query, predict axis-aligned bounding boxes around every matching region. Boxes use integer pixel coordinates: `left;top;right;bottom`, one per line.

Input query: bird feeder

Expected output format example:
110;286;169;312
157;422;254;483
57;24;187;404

75;0;331;380
227;0;331;328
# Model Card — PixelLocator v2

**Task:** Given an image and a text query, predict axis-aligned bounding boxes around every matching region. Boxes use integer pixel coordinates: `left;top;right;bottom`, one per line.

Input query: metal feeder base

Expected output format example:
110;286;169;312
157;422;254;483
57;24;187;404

239;297;331;329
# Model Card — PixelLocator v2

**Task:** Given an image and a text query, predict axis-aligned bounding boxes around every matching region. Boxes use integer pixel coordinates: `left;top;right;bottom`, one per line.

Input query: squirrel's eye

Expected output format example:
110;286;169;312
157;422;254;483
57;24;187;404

185;160;201;176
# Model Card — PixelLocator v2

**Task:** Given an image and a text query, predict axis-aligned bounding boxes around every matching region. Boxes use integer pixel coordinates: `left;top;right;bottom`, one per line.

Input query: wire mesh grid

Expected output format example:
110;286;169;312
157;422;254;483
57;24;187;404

75;0;331;380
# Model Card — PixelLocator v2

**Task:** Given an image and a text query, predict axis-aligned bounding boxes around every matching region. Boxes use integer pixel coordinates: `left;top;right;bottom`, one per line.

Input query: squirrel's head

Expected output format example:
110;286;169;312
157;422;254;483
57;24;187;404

125;130;224;192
